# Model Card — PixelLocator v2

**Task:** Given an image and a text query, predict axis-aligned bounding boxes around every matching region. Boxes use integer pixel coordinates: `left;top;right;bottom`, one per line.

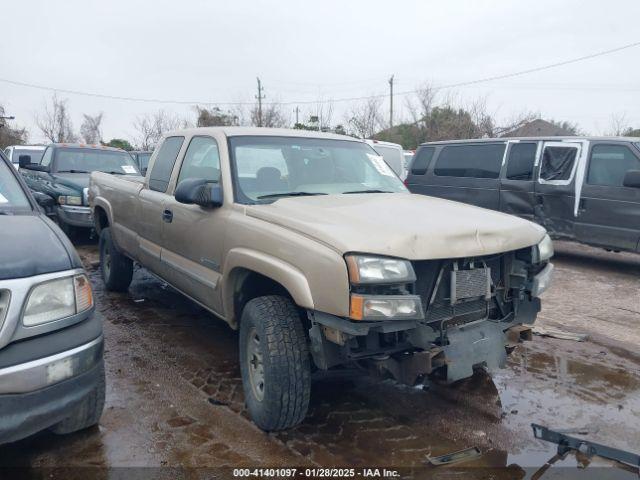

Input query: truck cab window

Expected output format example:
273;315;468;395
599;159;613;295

506;143;537;181
434;143;505;179
540;146;577;181
149;136;184;192
587;144;640;187
178;136;221;184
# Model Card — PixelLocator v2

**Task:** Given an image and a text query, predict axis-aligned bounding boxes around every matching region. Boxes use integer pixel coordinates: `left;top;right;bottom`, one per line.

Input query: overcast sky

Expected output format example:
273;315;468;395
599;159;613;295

2;0;640;144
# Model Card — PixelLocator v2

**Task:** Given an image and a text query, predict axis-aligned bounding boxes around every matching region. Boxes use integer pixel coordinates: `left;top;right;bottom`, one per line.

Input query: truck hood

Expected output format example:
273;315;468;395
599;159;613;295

0;214;80;280
245;193;546;259
51;172;90;192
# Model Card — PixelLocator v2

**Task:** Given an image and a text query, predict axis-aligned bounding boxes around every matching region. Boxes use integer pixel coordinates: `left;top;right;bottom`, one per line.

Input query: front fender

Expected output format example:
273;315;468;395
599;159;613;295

222;248;314;327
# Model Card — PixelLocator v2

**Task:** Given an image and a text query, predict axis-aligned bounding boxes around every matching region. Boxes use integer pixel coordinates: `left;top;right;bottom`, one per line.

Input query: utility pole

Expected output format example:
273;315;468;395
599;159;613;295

388;74;394;129
255;77;265;127
294;106;300;125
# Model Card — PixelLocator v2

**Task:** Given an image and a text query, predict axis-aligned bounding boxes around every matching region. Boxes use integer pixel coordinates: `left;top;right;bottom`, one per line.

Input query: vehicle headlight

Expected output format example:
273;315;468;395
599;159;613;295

23;274;93;326
58;195;83;206
349;294;423;321
345;254;416;284
533;234;554;263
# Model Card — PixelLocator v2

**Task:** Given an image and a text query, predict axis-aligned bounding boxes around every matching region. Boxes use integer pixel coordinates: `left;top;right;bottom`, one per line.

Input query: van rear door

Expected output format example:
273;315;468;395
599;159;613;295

534;141;584;239
499;141;539;221
574;141;640;252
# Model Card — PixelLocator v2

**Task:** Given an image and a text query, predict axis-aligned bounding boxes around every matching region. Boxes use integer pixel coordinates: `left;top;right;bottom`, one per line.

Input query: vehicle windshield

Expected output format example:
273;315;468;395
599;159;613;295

229;136;407;203
0;158;31;213
14;148;45;164
55;148;140;174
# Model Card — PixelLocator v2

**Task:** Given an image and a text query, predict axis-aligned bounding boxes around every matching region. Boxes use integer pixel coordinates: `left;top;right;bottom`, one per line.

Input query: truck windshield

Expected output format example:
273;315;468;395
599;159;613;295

0;159;31;213
229;136;407;203
55;148;140;175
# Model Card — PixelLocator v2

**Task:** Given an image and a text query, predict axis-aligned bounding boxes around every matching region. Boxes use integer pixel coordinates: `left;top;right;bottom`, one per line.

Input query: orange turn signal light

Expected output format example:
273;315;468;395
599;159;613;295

349;294;364;321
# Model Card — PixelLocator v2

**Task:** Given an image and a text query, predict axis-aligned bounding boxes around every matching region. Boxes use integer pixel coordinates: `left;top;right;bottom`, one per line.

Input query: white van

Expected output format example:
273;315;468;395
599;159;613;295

4;145;46;170
365;139;406;179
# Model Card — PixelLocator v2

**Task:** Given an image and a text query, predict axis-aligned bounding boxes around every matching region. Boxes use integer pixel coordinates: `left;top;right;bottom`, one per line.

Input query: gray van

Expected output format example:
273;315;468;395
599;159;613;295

406;137;640;253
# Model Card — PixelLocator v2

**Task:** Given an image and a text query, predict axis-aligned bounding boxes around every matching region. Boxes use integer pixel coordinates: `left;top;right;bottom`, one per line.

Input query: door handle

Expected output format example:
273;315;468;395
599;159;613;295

162;209;173;223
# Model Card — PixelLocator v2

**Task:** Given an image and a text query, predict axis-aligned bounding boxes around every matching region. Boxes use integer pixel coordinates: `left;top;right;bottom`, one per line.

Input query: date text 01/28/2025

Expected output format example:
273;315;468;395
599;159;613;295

232;468;400;478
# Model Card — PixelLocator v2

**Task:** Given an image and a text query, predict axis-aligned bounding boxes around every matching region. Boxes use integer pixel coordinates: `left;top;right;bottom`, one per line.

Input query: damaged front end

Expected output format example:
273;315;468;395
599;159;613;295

309;238;553;385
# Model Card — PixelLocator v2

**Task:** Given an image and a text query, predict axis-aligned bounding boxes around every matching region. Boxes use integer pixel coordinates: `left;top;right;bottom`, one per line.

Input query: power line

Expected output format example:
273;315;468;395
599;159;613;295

1;40;639;107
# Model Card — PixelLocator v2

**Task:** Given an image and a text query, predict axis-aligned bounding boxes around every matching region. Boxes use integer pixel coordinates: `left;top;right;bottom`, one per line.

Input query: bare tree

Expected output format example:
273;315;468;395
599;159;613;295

36;94;77;143
132;110;184;150
80;112;104;144
406;83;438;125
0;104;29;149
346;97;383;138
250;102;288;128
194;106;239;127
606;112;629;136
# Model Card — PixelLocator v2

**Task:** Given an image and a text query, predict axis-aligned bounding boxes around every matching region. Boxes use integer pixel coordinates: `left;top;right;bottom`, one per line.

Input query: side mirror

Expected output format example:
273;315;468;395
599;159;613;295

32;191;55;210
175;178;223;208
141;167;147;176
18;155;32;168
623;170;640;188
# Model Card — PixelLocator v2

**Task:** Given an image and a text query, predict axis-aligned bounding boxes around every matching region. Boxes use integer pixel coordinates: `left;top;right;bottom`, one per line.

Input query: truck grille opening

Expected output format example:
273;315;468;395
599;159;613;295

414;254;508;331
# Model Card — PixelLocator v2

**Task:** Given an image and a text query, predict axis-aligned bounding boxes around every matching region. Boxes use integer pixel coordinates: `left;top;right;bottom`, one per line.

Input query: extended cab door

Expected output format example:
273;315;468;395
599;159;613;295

499;141;539;221
534;141;584;239
574;142;640;251
136;136;185;274
161;135;228;314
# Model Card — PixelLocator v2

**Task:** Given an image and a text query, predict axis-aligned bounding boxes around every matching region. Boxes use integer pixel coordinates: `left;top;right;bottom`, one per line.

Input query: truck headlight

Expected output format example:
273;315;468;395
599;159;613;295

350;294;423;321
533;234;554;263
58;195;82;206
23;275;93;326
345;255;416;284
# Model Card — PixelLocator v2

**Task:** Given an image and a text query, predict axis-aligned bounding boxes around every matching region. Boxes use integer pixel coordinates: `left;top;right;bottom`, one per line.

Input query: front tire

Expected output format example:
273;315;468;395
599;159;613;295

99;227;133;292
51;364;106;435
239;295;311;431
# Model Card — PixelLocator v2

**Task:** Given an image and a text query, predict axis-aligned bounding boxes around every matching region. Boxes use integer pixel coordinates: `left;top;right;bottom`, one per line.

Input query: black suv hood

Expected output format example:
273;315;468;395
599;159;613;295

0;214;82;280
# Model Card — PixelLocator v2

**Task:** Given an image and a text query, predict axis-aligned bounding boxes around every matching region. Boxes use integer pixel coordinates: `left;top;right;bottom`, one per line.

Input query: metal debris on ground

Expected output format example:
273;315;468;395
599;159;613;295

426;447;482;466
532;424;640;469
531;325;588;342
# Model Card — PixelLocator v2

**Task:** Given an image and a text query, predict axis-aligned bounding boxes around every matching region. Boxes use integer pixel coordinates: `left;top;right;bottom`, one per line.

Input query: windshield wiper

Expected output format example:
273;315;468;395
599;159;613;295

102;170;126;175
58;169;89;173
257;191;328;200
343;189;393;194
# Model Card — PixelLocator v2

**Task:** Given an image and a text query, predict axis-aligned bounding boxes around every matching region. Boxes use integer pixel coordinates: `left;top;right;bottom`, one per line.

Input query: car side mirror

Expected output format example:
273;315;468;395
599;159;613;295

175;178;223;208
18;155;32;168
32;191;55;210
141;167;147;176
623;170;640;188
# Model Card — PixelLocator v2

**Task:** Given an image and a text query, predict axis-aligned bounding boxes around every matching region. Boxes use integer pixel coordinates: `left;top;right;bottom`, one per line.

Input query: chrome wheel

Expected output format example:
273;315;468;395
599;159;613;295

247;328;265;401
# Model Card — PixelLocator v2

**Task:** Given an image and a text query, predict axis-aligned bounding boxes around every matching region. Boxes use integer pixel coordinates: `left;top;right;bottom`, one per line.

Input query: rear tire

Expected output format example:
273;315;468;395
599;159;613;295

99;227;133;292
239;295;311;431
51;364;106;435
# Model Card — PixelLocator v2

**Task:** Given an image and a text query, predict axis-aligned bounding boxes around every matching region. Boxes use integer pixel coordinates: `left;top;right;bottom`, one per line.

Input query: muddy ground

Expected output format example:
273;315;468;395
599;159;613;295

0;240;638;478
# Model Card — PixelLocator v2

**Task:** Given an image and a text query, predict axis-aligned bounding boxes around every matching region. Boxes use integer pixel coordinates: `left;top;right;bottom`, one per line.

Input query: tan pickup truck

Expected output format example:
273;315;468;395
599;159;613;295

89;127;554;430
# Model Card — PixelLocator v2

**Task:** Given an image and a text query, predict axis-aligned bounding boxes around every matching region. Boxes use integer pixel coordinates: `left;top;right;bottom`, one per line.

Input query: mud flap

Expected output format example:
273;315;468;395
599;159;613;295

443;321;507;383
